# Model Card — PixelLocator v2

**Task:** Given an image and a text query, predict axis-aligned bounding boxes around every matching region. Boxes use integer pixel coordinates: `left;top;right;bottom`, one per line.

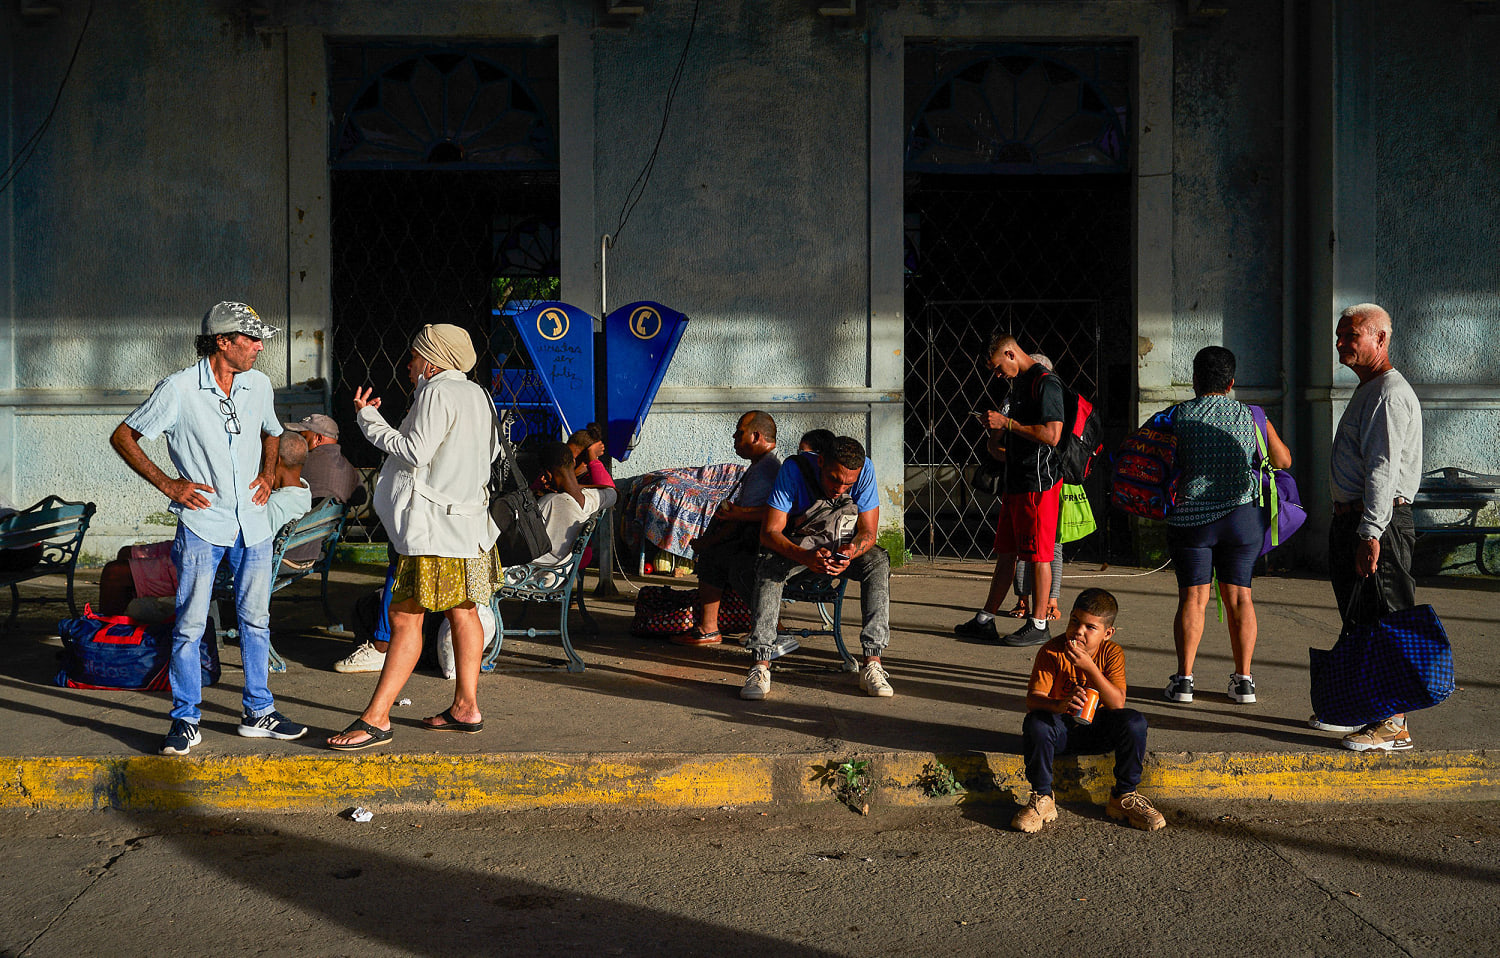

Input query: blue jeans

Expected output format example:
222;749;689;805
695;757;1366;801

170;525;274;723
746;547;891;660
1022;707;1148;797
373;558;397;644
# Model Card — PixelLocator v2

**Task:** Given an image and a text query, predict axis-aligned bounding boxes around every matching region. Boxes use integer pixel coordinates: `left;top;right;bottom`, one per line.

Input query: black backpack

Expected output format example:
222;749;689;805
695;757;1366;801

1041;372;1104;485
488;417;550;566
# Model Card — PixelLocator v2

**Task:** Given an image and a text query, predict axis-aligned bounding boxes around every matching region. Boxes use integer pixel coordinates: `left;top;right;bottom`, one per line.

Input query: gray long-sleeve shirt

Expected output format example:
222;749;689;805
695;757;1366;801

1329;369;1423;540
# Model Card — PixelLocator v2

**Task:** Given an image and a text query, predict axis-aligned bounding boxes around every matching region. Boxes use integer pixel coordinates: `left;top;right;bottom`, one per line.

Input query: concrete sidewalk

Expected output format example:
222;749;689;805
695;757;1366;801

1;560;1496;812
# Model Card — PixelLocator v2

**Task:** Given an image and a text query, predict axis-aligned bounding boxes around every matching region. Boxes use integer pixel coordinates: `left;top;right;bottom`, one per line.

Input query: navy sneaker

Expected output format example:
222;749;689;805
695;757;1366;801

1164;674;1195;703
954;616;1000;641
161;720;202;756
237;710;308;741
1001;621;1050;647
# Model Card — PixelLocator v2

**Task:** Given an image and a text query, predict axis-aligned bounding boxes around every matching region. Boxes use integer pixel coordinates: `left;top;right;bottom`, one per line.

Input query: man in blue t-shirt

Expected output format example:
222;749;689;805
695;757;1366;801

739;436;893;701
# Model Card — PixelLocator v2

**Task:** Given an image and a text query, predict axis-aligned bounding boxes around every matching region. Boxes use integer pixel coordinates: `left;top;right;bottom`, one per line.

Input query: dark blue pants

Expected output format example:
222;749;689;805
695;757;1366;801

1022;707;1148;797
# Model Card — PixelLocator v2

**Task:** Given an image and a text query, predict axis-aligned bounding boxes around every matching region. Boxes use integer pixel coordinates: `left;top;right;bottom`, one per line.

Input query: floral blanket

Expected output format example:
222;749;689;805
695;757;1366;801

619;462;747;558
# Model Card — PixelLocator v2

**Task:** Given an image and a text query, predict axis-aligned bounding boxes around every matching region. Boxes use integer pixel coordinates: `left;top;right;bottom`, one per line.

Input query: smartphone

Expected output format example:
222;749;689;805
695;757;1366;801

830;551;851;561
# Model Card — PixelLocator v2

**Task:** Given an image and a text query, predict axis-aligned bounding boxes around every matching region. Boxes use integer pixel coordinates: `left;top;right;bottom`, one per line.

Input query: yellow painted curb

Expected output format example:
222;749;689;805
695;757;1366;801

1;749;1496;812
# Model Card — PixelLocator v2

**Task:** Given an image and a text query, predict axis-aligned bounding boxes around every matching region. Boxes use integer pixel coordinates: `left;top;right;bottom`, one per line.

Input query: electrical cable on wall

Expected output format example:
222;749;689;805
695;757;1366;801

609;0;701;243
0;1;94;196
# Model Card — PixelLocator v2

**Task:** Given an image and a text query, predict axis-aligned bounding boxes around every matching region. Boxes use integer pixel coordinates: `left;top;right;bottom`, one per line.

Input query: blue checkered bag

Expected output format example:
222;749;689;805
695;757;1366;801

1309;603;1456;728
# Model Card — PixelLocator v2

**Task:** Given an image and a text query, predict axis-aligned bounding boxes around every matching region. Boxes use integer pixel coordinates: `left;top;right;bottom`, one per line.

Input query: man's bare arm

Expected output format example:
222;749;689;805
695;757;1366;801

248;433;280;506
109;422;215;510
717;502;769;523
845;508;880;560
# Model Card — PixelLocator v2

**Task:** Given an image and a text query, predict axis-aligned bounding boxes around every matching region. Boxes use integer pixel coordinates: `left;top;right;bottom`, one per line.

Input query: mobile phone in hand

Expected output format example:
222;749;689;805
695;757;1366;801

830;551;851;561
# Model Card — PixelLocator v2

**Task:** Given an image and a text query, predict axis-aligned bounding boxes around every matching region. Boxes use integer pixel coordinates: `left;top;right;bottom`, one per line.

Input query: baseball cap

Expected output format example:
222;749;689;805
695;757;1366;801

282;413;339;440
202;302;280;339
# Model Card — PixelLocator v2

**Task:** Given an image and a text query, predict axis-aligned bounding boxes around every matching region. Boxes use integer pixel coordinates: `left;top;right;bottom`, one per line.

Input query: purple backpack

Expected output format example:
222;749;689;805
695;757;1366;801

1248;405;1307;555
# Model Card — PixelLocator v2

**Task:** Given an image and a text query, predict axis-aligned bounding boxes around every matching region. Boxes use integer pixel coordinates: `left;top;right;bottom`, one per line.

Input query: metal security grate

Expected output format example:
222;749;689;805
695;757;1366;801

902;177;1130;561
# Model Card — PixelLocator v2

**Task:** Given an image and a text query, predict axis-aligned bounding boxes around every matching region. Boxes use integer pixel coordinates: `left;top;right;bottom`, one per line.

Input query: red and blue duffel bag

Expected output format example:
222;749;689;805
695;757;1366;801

54;604;220;691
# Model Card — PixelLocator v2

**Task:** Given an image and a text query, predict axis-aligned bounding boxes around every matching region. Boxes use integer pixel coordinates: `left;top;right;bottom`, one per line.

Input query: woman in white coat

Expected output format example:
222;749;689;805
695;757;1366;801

328;324;500;749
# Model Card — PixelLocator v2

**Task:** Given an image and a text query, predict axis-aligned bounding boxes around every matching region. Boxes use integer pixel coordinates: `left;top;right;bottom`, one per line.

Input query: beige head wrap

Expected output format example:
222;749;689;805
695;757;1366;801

412;323;477;373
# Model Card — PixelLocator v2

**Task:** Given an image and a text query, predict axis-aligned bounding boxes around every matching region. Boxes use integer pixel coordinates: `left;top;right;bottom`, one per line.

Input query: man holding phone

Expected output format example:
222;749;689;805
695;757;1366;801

738;436;893;701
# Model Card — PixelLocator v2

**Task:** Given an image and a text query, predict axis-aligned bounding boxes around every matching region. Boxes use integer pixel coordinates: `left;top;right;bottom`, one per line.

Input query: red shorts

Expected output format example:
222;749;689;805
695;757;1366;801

993;481;1063;562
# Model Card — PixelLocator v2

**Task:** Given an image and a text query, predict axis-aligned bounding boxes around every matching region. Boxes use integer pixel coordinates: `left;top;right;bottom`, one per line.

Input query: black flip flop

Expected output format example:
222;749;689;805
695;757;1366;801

327;719;393;751
422;708;483;734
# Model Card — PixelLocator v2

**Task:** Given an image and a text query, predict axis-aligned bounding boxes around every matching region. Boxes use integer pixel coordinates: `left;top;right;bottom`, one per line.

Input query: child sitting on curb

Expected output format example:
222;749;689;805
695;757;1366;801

1012;587;1167;833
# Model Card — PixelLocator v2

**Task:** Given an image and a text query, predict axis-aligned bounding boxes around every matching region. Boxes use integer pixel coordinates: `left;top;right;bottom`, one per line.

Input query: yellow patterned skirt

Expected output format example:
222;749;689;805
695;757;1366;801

390;548;502;612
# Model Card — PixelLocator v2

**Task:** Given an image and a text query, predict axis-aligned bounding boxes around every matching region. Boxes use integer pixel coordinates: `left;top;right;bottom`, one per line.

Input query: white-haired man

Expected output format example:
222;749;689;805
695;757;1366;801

1319;303;1423;751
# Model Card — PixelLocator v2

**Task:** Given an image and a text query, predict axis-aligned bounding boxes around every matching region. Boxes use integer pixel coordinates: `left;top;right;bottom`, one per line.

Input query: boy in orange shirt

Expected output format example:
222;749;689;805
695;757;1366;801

1012;588;1166;833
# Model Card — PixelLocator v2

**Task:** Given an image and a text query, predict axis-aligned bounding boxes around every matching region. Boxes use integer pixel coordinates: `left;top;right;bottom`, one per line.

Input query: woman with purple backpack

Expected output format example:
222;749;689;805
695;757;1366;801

1163;346;1291;706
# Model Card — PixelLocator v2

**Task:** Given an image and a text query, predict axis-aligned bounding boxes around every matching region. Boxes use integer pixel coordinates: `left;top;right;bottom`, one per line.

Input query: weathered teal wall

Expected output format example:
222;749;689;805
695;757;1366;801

1371;0;1500;476
3;0;1496;567
1172;1;1286;394
593;1;870;391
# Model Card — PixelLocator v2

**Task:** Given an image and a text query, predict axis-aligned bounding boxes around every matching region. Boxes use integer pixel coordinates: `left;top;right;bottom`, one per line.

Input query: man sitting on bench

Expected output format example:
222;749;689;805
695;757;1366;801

533;441;618;566
739;435;894;702
98;433;313;618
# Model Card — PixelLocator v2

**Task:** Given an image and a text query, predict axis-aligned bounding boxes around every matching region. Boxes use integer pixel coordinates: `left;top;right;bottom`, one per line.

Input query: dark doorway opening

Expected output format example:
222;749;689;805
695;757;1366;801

903;43;1135;563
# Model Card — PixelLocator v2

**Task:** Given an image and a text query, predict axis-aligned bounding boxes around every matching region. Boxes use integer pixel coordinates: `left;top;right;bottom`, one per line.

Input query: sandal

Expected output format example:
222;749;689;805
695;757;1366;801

1004;601;1030;619
422;708;483;734
670;628;723;647
327;719;393;751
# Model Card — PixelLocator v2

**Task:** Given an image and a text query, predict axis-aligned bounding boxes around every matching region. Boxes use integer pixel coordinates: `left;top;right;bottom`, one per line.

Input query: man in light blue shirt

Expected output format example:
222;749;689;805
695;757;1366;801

110;302;307;755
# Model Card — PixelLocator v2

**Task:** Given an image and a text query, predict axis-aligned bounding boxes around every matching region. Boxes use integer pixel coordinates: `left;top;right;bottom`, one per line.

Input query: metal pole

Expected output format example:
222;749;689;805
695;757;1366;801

593;234;619;596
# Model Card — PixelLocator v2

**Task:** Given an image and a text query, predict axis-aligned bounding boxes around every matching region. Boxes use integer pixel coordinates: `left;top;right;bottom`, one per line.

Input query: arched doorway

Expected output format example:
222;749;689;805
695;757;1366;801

903;43;1134;561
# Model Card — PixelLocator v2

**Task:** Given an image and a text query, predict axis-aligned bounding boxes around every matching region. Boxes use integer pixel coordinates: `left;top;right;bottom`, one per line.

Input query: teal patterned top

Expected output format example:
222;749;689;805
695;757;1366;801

1168;394;1259;527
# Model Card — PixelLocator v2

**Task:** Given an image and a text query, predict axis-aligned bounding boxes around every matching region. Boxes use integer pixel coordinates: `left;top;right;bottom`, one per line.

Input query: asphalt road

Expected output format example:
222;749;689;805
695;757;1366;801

2;799;1496;957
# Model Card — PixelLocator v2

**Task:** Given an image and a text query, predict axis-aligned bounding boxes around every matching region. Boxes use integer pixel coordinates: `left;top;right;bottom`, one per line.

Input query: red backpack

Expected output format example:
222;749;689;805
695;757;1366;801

1037;373;1104;484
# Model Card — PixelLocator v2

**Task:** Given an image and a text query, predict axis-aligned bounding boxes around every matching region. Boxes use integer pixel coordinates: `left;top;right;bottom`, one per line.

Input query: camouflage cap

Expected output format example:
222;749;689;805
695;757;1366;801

202;302;279;339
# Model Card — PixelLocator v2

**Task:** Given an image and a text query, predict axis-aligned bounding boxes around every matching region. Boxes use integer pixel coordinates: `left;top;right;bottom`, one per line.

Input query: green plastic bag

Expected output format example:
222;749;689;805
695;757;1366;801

1058;483;1097;544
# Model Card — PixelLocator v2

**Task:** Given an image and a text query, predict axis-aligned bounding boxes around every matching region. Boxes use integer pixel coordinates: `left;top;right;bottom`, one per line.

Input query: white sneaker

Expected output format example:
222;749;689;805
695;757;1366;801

740;665;771;700
334;640;386;673
860;661;894;697
1308;714;1361;733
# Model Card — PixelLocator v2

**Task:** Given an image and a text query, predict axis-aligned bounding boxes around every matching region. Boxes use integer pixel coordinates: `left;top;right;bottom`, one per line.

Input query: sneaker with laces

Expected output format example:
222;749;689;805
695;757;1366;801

1308;714;1361;732
160;720;202;756
1227;674;1256;704
1164;674;1194;703
953;616;999;641
740;665;772;700
1011;792;1058;833
237;710;308;741
1341;717;1412;752
334;640;386;673
1107;791;1166;831
1000;621;1050;647
859;661;894;697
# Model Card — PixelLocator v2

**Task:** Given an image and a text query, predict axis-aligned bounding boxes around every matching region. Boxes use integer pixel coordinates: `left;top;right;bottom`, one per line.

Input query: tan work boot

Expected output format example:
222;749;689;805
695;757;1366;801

1107;791;1166;831
1011;792;1058;833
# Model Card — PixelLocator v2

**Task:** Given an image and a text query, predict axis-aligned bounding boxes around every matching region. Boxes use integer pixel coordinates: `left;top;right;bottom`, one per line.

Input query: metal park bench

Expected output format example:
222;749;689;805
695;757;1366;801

482;515;599;674
0;496;96;628
778;573;856;672
1412;468;1500;575
212;493;361;672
